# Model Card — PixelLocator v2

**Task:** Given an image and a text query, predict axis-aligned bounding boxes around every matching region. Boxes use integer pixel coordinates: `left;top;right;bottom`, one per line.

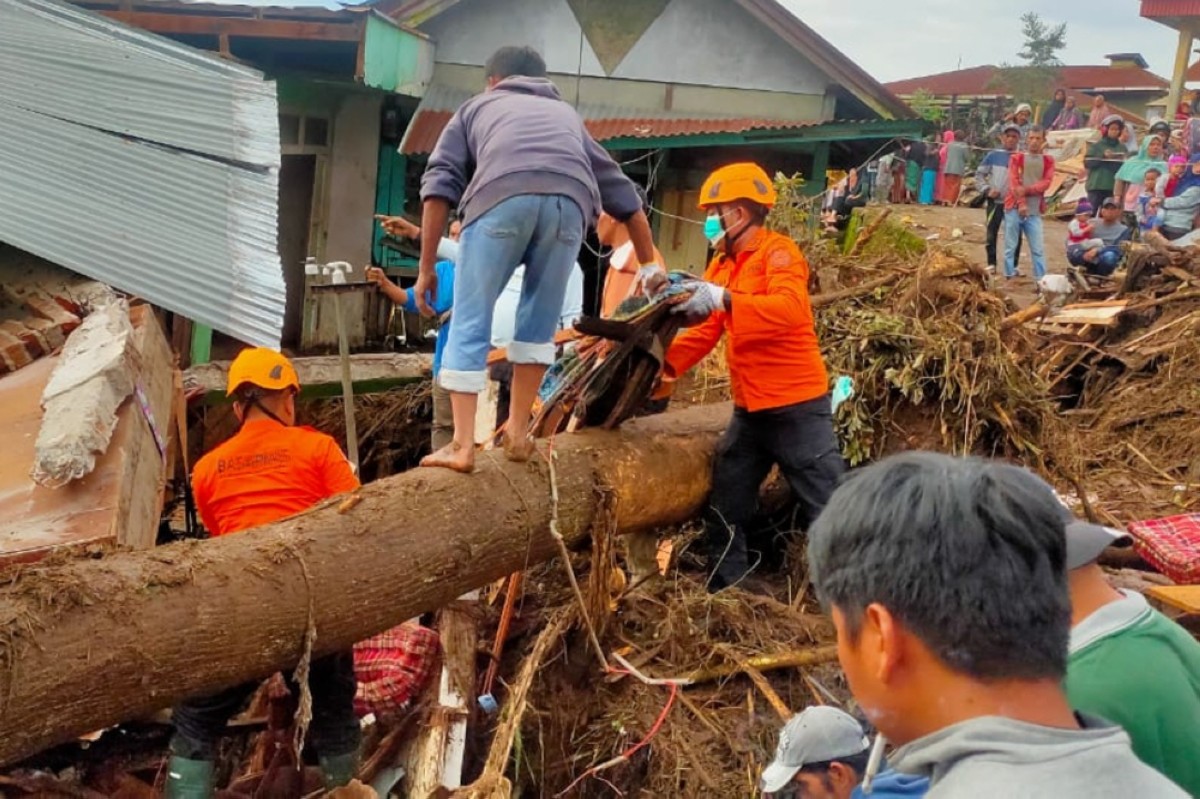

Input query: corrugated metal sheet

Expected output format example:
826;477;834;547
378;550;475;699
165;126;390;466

398;84;826;155
0;0;285;347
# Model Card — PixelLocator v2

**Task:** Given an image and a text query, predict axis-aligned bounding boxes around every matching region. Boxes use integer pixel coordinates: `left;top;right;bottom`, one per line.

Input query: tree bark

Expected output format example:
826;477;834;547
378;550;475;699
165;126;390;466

0;403;734;767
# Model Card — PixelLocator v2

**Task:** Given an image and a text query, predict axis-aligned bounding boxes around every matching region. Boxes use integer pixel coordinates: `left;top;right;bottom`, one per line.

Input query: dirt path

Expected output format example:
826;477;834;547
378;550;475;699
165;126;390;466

881;203;1072;307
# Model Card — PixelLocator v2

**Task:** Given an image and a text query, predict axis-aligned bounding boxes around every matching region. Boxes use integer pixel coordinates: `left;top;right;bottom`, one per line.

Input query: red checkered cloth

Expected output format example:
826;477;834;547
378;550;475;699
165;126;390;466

353;622;440;721
1128;513;1200;585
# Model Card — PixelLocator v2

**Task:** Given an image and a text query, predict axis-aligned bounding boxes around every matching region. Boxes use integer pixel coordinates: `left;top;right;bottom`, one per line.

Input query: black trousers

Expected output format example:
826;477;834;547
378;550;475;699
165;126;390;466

704;396;846;590
985;198;1022;268
170;651;360;760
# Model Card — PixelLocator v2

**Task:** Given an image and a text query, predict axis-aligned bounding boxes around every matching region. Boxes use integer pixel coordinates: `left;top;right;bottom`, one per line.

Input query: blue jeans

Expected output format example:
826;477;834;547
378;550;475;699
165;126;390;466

1004;210;1046;279
440;194;583;393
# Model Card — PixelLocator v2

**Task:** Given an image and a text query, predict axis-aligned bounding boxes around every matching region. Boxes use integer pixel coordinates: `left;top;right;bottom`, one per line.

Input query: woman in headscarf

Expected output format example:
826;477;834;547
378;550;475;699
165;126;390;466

939;130;970;206
1158;153;1200;240
1088;95;1113;129
1114;134;1167;207
1042;89;1066;130
1052;96;1082;130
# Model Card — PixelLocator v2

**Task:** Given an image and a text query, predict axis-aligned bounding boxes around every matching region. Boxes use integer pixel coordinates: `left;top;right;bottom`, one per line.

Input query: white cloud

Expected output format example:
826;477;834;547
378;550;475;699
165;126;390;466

783;0;1183;83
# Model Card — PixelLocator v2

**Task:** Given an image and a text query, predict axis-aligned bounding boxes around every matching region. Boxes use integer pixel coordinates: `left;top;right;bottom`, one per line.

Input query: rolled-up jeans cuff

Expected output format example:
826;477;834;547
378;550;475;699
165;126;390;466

508;341;556;365
439;369;488;393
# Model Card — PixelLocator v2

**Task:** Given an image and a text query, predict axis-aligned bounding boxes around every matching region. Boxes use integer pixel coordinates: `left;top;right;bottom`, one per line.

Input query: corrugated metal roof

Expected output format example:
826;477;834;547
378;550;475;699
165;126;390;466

398;85;830;155
0;0;285;347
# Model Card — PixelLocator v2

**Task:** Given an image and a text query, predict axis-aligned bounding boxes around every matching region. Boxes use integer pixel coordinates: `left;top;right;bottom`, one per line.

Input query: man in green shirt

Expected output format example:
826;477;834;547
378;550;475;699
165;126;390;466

1062;503;1200;796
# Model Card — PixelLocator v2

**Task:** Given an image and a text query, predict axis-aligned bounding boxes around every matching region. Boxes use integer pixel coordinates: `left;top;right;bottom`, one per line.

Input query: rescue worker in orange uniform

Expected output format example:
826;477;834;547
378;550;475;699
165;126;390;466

165;348;361;799
664;163;845;591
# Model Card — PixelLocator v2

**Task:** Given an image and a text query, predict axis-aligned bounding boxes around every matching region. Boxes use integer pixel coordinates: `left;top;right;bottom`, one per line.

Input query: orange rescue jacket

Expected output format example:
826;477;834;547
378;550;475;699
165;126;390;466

192;418;359;536
664;228;829;411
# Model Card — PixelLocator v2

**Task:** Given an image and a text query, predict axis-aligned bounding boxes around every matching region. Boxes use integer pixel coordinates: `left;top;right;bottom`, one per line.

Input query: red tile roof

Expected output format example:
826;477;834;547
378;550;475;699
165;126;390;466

399;108;829;156
397;84;854;155
886;65;1168;97
1141;0;1200;18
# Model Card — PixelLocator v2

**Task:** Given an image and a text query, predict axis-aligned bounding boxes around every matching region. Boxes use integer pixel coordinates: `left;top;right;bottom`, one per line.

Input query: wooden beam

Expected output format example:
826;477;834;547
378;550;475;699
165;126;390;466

99;10;363;41
1167;26;1194;119
0;402;736;766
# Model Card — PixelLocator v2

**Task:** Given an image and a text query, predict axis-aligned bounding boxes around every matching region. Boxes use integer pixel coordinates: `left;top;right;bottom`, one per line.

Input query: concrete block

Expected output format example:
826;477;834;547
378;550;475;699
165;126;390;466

0;329;32;373
31;302;135;488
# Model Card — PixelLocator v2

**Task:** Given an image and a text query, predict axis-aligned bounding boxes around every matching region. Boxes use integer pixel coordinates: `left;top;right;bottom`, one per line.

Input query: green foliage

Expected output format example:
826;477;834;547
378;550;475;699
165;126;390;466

1017;12;1067;67
765;173;811;241
909;89;946;124
991;13;1067;106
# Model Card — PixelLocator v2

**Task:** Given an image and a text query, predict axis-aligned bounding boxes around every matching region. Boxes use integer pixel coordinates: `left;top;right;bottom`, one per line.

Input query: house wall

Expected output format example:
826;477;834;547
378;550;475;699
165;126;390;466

420;0;831;98
431;63;828;121
309;92;383;349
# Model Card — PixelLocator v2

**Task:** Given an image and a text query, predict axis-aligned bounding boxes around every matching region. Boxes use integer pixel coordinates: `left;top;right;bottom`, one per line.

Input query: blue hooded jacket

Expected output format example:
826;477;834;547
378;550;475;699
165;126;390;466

852;768;929;798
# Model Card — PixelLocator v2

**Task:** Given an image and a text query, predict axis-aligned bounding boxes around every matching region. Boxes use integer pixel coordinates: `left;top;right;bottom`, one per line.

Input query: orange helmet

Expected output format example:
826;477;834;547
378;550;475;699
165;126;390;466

226;347;300;397
699;163;777;209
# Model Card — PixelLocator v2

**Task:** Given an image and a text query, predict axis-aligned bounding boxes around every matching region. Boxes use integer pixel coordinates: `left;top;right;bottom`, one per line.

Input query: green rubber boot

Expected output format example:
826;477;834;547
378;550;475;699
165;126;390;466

319;751;359;789
163;756;215;799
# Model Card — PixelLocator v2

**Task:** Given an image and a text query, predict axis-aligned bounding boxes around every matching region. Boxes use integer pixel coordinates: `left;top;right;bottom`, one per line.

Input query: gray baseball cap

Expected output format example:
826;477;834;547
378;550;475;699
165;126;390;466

1057;503;1131;569
760;707;869;792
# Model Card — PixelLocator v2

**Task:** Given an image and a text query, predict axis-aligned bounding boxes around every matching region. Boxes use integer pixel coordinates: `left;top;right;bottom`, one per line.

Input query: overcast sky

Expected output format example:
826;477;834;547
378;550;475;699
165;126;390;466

786;0;1182;83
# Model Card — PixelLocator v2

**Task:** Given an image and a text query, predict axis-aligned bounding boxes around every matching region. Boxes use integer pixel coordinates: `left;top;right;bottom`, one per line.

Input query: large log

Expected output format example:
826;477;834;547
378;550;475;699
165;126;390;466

0;403;734;767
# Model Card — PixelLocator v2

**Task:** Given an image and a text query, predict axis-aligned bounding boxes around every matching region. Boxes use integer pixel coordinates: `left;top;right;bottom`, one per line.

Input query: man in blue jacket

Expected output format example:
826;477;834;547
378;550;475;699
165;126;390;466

975;123;1023;272
415;45;662;473
760;707;927;799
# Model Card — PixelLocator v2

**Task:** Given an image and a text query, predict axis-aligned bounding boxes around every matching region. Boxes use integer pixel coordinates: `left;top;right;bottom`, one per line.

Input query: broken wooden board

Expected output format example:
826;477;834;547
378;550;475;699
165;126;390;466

1041;301;1129;328
1145;585;1200;616
0;305;173;567
186;352;432;402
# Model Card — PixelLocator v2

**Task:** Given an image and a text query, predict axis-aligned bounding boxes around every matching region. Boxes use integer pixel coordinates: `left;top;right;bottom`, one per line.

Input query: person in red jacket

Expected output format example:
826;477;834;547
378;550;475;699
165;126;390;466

661;162;845;591
1004;126;1055;280
167;348;361;798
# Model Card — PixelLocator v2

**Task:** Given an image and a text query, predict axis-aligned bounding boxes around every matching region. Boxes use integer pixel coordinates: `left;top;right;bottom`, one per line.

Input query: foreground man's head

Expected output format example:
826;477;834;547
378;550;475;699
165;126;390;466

807;451;1071;746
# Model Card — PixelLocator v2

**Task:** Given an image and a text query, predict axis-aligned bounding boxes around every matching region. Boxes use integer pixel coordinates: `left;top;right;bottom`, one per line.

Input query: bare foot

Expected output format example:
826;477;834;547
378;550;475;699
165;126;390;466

503;434;536;463
420;441;475;473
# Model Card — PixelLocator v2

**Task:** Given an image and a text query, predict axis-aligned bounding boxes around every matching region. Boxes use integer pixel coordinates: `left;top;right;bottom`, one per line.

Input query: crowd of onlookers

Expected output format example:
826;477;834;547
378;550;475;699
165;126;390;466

846;89;1200;283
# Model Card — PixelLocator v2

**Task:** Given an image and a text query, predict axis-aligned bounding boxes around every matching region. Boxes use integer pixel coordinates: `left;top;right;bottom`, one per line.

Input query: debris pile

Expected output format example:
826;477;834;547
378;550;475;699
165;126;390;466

1034;237;1200;521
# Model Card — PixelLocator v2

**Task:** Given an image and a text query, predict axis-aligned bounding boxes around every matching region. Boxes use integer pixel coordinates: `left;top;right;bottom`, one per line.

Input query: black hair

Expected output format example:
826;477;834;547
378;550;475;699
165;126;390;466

1145;167;1163;177
807;451;1071;681
732;198;769;224
799;750;871;780
484;46;547;80
1028;124;1046;136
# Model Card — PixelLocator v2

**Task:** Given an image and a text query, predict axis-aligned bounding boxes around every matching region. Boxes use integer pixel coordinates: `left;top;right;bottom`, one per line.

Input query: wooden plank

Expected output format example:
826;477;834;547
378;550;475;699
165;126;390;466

1044;305;1129;327
185;352;432;401
113;305;175;551
1146;585;1200;616
0;306;170;567
98;10;362;41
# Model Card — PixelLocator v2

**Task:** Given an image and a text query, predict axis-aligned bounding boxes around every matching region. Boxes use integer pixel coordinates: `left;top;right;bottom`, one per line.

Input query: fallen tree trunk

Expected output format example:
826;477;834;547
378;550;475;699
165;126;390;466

0;403;735;767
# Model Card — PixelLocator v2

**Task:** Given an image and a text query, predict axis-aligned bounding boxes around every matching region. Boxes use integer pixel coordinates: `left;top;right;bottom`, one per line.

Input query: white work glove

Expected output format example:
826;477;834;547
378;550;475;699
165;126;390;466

671;281;725;326
634;263;668;296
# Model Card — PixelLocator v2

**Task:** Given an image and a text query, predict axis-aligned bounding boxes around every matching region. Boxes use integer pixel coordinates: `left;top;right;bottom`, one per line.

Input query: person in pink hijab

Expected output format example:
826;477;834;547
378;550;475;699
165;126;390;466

939;130;970;205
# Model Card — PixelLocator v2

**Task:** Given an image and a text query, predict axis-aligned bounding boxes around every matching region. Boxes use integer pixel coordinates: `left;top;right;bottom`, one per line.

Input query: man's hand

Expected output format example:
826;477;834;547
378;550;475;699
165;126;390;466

365;266;391;287
375;215;421;239
413;268;438;317
635;263;668;296
1018;205;1029;219
671;280;725;325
